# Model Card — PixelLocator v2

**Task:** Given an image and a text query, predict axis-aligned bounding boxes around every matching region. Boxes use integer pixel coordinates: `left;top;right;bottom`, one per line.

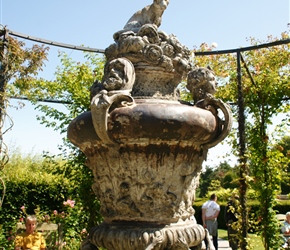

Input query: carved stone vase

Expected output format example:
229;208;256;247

68;87;232;250
67;2;232;249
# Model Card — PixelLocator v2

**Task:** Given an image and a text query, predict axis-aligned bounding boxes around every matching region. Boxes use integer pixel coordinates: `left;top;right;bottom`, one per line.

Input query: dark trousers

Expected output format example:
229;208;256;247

204;233;218;250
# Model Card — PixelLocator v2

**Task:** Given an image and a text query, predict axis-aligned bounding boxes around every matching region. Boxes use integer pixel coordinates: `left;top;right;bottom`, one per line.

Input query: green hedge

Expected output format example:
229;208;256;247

0;180;69;225
0;153;103;249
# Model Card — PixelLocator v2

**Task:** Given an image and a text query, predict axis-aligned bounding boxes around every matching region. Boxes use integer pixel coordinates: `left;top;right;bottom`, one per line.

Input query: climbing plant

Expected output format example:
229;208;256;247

0;28;49;211
193;32;290;249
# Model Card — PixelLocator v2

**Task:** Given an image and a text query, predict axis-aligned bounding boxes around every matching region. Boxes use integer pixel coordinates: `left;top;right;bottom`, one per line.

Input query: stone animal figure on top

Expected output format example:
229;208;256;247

124;0;170;30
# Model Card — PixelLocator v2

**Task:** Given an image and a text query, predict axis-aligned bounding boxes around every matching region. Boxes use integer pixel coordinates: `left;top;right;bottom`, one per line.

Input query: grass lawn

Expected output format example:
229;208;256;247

218;229;264;250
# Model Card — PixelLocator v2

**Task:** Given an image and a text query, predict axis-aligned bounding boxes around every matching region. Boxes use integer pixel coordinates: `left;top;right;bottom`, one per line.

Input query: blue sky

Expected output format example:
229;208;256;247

0;0;289;165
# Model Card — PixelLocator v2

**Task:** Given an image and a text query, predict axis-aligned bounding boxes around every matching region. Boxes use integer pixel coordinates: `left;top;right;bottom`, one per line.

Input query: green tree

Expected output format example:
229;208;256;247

193;32;290;249
208;179;221;192
241;35;289;250
1;30;105;242
29;51;105;229
199;161;239;197
0;29;49;164
0;29;49;214
222;169;239;189
199;166;214;197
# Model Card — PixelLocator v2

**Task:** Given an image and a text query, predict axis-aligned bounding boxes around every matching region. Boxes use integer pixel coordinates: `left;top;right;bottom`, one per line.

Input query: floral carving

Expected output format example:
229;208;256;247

143;44;163;63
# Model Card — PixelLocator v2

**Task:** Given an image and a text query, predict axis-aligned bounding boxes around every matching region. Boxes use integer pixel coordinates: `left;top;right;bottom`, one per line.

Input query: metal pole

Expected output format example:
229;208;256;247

0;27;7;154
0;27;8;206
237;50;248;250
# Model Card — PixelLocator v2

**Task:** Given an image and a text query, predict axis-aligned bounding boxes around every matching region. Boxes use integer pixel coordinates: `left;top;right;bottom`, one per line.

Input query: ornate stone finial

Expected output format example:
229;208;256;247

107;1;192;99
68;2;233;250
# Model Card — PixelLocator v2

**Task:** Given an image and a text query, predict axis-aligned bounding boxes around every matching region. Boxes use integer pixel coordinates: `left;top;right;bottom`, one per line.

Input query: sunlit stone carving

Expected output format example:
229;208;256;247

68;1;232;249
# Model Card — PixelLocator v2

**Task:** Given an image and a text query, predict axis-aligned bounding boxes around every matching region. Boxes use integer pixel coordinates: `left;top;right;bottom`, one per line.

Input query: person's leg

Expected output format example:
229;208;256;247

204;220;210;249
212;235;218;250
212;221;218;250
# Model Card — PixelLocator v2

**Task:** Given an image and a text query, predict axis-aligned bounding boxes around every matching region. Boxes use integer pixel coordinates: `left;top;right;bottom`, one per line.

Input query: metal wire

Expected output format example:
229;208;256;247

8;29;105;54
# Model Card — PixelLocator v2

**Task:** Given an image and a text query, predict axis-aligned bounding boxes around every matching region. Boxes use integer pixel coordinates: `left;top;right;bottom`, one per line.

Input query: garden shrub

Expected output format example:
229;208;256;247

0;153;101;249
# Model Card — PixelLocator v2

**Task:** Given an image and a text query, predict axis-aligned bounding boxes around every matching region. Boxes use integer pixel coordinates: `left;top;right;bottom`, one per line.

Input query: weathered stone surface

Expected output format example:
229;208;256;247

108;1;191;100
67;0;232;249
89;221;205;250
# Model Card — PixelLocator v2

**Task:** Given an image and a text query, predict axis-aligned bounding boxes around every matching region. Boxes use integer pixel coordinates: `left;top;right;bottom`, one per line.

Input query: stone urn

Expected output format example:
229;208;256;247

67;1;232;249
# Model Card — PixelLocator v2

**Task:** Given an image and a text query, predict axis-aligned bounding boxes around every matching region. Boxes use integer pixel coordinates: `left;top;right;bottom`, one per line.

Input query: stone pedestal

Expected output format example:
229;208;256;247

90;221;205;250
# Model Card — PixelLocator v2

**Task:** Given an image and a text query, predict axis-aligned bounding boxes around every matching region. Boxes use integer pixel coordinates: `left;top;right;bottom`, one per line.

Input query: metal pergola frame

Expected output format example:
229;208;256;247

2;28;290;248
195;38;290;249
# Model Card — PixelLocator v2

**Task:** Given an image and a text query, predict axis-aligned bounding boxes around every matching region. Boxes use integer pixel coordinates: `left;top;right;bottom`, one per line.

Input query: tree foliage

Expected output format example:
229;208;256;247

199;161;239;197
193;32;290;249
1;31;106;245
3;35;49;93
275;136;290;194
29;51;106;228
0;32;49;171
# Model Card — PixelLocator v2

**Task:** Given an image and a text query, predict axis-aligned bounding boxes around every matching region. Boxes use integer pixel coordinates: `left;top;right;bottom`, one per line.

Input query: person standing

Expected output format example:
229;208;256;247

202;193;220;250
225;195;239;250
